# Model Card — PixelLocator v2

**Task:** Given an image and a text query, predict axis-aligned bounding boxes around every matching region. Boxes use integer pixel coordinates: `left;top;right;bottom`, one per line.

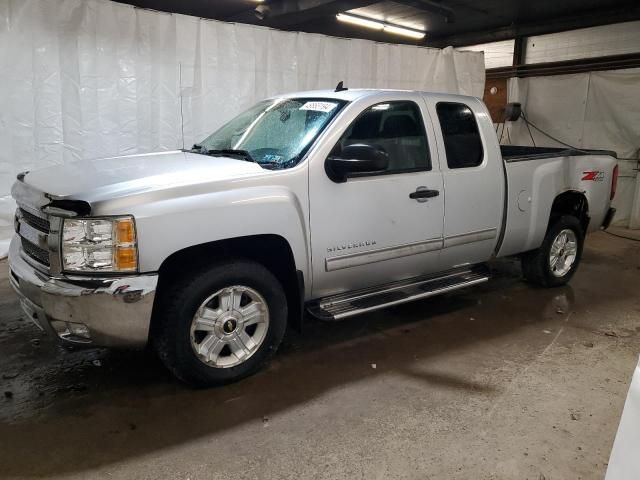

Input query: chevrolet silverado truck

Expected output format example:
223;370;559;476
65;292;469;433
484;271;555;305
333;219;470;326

9;88;618;386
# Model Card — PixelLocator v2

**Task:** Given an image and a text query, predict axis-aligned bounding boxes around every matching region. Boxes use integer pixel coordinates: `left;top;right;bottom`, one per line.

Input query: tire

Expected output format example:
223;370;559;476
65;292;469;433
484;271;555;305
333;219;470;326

521;215;584;287
152;259;288;387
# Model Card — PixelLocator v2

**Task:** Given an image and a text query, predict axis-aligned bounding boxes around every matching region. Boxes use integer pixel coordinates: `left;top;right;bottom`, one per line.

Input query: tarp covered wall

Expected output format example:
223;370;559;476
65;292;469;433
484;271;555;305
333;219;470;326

506;70;640;228
0;0;485;258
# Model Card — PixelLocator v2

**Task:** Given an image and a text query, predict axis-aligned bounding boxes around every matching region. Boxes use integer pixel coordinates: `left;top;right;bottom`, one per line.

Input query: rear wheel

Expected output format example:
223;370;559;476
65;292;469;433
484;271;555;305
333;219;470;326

153;260;287;387
521;215;584;287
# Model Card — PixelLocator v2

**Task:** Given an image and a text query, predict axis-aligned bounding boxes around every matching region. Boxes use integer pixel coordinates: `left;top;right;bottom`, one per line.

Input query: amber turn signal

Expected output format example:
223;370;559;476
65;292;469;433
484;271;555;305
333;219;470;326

114;246;138;271
115;218;136;244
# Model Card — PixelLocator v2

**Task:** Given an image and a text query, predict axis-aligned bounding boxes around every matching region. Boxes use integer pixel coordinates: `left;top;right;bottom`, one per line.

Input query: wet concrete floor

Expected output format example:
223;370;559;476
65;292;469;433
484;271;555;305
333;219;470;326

0;231;639;479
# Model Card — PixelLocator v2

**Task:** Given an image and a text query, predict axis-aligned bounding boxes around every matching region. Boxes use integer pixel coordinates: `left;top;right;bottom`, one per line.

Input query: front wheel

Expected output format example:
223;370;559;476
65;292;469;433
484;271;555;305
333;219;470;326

521;215;584;287
153;260;288;387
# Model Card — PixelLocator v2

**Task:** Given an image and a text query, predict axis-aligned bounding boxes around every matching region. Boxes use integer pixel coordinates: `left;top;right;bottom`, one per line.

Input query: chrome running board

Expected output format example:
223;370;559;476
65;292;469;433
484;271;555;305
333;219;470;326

306;266;490;321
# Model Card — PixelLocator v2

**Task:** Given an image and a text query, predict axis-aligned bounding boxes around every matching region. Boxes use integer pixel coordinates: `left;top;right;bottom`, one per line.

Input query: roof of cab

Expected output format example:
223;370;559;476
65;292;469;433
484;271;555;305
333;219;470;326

275;88;477;103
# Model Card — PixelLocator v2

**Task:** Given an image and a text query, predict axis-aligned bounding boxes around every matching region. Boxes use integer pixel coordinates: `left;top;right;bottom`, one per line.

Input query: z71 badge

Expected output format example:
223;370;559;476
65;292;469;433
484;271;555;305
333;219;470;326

581;171;605;182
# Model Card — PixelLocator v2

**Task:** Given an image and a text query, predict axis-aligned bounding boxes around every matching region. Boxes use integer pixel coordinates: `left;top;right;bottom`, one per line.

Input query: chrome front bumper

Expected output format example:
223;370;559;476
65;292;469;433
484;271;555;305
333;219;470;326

7;236;158;348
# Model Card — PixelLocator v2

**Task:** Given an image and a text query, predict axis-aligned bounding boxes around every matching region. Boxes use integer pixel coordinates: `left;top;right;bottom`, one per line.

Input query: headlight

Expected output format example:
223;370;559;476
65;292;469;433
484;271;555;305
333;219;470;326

61;216;138;273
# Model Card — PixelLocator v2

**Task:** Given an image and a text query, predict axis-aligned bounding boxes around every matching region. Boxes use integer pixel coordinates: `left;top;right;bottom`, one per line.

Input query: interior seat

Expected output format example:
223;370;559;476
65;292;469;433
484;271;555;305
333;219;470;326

379;114;426;171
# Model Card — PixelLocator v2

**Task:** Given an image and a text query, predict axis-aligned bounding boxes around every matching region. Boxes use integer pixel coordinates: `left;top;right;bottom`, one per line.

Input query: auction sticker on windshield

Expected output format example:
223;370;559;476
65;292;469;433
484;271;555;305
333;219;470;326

300;101;338;113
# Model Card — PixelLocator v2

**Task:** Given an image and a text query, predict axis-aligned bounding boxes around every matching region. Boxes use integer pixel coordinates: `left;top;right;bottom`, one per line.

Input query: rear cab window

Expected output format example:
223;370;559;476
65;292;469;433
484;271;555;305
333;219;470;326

436;102;484;169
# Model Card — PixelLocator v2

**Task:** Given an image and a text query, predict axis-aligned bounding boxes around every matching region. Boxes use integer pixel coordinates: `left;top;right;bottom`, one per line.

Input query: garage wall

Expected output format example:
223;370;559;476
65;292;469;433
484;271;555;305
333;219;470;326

525;20;640;64
459;39;515;69
0;0;484;258
506;69;640;228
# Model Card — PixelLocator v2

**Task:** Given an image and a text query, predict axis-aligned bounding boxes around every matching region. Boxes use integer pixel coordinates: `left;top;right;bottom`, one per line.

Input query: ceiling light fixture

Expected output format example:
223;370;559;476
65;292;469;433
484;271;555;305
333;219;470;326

336;13;426;40
383;24;426;39
336;13;383;31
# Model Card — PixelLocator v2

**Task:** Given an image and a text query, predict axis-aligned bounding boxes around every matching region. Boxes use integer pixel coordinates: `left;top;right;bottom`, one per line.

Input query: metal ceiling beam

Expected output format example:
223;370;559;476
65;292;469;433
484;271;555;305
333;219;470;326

426;5;640;48
512;36;526;66
257;0;372;18
226;0;378;27
391;1;455;24
486;52;640;79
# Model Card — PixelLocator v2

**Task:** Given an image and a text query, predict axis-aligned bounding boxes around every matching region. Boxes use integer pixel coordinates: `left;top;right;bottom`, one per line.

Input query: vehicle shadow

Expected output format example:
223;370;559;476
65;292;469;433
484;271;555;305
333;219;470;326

0;251;634;477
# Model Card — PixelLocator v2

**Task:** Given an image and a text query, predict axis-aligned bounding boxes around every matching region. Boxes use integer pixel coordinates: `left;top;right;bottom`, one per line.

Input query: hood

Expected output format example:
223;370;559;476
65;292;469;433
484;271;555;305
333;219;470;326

21;151;265;202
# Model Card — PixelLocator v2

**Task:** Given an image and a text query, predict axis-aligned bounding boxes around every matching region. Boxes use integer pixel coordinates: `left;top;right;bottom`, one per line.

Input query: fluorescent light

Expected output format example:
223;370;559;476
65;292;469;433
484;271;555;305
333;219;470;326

383;24;425;40
336;12;426;40
336;13;383;31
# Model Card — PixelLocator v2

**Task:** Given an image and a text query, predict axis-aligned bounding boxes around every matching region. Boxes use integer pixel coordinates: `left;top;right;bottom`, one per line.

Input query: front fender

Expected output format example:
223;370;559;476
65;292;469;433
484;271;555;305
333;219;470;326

113;186;309;278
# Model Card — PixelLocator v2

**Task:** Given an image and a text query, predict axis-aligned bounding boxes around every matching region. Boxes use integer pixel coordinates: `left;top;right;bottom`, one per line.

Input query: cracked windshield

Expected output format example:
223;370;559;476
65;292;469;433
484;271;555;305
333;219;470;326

193;98;347;169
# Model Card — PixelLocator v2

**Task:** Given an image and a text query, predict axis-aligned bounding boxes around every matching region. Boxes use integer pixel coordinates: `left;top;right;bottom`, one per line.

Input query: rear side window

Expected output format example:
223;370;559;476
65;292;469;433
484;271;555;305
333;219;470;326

436;102;484;169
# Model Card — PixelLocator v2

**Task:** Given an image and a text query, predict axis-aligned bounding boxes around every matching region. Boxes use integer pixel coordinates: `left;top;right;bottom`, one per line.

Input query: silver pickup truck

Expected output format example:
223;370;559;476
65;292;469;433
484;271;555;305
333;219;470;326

8;88;618;386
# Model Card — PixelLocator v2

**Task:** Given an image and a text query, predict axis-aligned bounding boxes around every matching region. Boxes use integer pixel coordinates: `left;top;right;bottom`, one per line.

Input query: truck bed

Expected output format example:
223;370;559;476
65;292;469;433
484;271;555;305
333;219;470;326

498;145;616;259
501;145;617;162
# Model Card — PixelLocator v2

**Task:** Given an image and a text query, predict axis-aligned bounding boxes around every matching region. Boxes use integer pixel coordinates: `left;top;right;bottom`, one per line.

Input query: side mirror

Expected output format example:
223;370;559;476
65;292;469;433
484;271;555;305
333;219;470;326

325;144;389;183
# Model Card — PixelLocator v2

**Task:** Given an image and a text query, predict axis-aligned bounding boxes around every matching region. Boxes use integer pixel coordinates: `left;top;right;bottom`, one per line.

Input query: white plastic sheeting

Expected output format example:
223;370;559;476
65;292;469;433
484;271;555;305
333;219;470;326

505;70;640;228
606;357;640;480
0;0;485;258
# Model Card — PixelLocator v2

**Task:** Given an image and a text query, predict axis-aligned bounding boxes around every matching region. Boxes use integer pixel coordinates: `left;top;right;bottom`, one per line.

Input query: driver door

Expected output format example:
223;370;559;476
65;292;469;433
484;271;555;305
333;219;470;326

308;94;445;298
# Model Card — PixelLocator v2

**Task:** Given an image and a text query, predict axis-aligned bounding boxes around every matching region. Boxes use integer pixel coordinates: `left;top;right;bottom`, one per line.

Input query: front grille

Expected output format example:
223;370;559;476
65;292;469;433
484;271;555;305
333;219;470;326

20;236;50;266
17;204;52;268
19;208;50;233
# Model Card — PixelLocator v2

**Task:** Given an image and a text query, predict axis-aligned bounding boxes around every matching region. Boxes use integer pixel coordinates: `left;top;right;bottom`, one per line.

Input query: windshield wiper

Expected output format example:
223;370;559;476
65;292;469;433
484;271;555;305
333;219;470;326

190;146;287;169
195;148;256;163
256;161;285;170
209;149;255;162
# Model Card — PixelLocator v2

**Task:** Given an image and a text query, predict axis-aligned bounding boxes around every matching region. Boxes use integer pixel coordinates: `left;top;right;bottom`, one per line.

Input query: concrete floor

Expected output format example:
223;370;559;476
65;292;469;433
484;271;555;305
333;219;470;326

0;231;639;480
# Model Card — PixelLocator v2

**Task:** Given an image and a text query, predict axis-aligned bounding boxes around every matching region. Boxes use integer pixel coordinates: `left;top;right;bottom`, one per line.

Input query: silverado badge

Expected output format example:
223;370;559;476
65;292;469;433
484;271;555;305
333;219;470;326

327;240;377;253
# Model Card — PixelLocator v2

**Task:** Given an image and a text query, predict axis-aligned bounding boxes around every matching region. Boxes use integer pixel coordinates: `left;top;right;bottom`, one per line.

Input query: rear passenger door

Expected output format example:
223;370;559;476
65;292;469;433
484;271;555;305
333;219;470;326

427;98;504;270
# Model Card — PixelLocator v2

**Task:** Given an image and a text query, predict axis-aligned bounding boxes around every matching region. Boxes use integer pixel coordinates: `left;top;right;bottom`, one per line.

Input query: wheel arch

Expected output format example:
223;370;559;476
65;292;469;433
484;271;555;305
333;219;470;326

152;234;305;334
549;190;590;233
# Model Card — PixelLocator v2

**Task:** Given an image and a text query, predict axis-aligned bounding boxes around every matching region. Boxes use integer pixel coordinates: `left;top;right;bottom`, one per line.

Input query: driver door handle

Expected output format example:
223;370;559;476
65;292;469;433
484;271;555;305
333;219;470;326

409;187;439;201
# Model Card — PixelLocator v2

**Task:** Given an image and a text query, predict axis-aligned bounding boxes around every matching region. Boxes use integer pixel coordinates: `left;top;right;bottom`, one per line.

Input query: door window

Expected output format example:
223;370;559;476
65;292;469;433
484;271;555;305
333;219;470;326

436;102;484;169
332;101;431;173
